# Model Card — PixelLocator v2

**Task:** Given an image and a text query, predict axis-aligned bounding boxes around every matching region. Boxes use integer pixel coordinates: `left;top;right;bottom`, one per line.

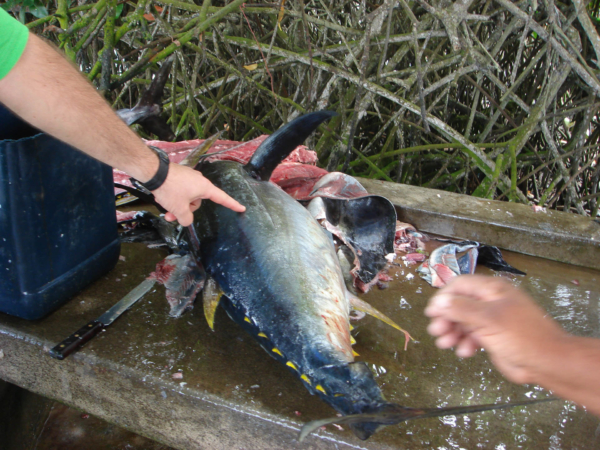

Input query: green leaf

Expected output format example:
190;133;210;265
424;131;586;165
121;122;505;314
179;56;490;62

472;176;492;197
115;3;123;18
2;0;48;20
29;4;48;18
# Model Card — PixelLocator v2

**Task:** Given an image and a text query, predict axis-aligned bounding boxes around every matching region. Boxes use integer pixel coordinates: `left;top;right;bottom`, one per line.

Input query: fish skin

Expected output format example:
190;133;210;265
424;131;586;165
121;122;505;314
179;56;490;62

188;113;394;439
116;104;160;126
150;254;205;317
477;245;526;275
308;194;396;286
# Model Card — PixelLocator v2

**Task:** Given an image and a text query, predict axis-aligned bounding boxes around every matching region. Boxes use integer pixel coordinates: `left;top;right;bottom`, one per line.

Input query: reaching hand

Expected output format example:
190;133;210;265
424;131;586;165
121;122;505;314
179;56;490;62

424;275;567;384
151;163;245;227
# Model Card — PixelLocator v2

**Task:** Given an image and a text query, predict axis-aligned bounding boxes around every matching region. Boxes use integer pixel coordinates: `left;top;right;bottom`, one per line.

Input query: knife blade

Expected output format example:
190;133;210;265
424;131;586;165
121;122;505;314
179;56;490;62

49;278;156;360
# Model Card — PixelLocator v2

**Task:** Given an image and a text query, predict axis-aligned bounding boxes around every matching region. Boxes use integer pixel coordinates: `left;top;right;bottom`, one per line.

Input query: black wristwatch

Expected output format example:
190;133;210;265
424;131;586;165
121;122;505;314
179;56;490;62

140;146;170;191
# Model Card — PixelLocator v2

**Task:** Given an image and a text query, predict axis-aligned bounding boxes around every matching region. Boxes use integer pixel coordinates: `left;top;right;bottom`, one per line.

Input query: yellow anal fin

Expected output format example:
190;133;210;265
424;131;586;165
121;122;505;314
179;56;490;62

202;277;223;331
347;292;414;350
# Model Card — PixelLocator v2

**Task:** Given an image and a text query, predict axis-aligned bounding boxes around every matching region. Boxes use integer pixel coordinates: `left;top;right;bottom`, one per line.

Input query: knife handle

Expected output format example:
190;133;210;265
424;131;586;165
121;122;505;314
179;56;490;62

48;320;104;360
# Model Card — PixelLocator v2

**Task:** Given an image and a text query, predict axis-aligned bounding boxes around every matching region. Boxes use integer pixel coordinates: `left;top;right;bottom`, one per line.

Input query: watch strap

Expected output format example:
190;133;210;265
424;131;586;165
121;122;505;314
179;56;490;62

140;147;170;191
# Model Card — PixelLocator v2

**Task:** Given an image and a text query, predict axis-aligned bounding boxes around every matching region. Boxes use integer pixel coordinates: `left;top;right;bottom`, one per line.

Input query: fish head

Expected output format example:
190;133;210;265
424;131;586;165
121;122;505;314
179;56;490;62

311;361;387;439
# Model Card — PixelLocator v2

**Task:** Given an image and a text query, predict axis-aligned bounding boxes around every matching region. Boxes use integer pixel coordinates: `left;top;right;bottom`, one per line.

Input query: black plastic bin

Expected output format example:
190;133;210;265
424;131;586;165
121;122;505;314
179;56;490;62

0;106;120;319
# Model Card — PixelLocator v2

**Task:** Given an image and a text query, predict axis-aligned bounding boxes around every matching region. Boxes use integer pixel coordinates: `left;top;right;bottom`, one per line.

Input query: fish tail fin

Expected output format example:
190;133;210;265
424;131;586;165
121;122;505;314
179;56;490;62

298;397;557;442
137;55;174;108
116;56;175;140
244;111;337;181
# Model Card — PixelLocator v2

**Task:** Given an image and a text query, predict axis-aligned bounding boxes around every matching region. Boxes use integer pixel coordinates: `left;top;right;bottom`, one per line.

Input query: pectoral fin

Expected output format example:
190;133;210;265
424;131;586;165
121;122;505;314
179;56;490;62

150;253;205;318
347;292;413;350
203;276;224;330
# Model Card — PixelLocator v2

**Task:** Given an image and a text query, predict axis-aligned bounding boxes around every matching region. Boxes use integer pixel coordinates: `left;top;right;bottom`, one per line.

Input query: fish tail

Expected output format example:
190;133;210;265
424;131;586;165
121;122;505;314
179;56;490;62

298;397;557;442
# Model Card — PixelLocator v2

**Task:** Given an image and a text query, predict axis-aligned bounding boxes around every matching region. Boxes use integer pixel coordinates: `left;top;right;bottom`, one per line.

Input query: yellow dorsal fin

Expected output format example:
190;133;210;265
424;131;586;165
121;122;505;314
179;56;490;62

347;291;413;350
202;277;223;331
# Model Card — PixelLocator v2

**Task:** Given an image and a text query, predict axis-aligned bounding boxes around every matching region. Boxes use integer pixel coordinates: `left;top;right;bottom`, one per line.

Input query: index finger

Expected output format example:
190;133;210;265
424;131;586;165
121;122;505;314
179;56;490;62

206;185;246;213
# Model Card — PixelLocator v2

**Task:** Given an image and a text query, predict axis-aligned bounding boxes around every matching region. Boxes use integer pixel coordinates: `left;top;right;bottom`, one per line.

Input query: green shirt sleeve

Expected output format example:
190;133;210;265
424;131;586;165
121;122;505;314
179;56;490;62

0;9;29;80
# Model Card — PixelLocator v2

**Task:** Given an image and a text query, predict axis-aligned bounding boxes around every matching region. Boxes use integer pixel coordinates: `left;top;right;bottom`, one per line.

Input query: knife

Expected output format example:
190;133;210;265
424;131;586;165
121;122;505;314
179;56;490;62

49;278;156;360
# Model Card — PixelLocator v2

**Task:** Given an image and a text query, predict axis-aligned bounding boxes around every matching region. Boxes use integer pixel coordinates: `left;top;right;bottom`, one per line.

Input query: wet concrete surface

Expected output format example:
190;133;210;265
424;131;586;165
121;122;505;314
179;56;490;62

0;236;599;449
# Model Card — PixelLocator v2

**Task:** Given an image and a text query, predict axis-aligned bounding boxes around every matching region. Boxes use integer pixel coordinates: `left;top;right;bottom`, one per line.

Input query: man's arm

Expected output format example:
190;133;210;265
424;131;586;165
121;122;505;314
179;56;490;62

0;33;244;225
425;275;600;416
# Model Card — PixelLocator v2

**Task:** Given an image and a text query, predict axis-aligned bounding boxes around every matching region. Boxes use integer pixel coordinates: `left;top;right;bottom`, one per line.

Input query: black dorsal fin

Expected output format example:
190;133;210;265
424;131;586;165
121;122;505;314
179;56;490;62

244;111;337;181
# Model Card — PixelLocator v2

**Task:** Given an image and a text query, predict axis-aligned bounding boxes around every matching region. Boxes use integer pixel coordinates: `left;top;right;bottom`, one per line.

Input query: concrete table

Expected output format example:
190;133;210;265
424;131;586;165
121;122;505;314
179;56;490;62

0;182;598;449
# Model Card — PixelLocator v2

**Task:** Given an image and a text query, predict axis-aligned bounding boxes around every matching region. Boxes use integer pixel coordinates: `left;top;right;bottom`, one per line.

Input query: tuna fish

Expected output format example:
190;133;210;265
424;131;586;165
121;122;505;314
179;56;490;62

126;111;552;441
186;111;413;439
